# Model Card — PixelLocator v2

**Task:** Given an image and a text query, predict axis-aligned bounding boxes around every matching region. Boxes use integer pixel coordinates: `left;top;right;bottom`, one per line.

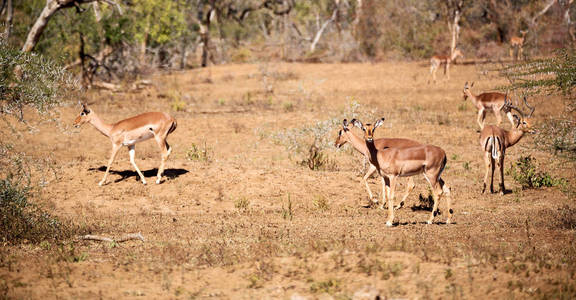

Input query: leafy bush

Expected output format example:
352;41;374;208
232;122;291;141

500;48;576;109
0;175;74;243
510;156;565;189
0;43;77;120
534;119;576;160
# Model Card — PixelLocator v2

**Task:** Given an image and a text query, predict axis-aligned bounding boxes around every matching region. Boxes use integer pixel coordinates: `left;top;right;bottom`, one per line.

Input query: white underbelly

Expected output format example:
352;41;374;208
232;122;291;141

122;131;154;146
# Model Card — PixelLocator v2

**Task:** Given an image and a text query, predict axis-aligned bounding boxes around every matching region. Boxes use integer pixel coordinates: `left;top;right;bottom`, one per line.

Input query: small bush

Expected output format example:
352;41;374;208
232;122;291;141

310;278;340;294
186;142;212;162
313;195;329;211
510;156;565;189
0;176;74;243
234;197;250;212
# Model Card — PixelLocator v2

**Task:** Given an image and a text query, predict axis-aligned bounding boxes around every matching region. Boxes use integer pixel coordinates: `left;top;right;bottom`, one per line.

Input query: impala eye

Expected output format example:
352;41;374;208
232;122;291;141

81;112;85;116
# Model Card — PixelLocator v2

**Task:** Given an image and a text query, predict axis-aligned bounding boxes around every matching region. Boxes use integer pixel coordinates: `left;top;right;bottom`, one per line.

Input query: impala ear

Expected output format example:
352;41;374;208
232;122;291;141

464;81;468;88
351;119;364;131
471;82;475;88
374;118;385;129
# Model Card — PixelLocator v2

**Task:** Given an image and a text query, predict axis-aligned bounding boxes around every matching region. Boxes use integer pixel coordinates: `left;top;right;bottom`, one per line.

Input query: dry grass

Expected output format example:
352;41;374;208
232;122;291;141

0;62;574;299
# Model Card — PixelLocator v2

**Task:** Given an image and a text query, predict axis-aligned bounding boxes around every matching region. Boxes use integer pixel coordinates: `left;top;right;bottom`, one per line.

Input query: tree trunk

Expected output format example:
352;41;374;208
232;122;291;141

310;7;338;53
200;10;212;67
448;1;462;56
21;0;62;52
3;0;12;38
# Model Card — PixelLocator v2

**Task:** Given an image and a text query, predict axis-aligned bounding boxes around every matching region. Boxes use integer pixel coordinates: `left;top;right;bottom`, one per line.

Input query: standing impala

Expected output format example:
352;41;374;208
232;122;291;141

335;119;421;208
480;97;535;195
74;103;177;186
510;30;528;61
353;118;453;226
463;81;515;130
429;48;463;83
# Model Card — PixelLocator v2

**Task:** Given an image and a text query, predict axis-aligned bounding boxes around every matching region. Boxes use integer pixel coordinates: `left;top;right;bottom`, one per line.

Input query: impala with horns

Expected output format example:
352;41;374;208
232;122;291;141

335;119;421;208
429;48;463;83
463;81;515;130
480;97;535;194
353;118;453;226
74;103;177;186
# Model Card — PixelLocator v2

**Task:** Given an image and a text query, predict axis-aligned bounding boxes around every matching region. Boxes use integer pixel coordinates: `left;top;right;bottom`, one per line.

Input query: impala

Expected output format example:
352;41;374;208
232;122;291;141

463;81;515;130
335;119;421;208
74;103;177;186
480;97;535;195
510;30;528;61
353;118;453;226
429;48;463;83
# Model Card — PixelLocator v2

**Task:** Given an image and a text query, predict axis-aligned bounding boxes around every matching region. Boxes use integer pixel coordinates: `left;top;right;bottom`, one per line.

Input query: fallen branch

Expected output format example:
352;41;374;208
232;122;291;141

81;232;145;243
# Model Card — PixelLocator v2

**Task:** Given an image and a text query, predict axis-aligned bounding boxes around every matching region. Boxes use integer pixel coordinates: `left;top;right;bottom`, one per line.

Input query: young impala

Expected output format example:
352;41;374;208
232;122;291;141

480;97;535;194
429;48;463;83
510;30;528;61
353;118;453;226
335;119;421;208
74;103;177;186
463;81;515;130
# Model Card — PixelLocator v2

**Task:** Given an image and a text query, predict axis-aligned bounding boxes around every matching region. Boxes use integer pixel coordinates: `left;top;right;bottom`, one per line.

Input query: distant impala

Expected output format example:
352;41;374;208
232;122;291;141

429;48;463;83
480;97;535;194
74;103;177;186
463;81;515;130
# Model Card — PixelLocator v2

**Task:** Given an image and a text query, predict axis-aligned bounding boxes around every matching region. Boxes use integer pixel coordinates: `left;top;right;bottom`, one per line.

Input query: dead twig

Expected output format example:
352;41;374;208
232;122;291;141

80;232;145;243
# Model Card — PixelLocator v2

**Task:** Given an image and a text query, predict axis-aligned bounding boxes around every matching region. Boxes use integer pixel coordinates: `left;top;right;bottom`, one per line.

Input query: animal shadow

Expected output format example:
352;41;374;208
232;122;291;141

89;166;189;183
410;194;442;216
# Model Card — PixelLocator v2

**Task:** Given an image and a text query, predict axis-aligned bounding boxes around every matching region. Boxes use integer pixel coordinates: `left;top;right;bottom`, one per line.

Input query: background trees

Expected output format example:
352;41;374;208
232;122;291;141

1;0;574;82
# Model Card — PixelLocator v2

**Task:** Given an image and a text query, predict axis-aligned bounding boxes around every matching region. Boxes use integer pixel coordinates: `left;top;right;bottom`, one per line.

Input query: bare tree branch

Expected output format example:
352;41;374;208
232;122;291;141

81;233;145;243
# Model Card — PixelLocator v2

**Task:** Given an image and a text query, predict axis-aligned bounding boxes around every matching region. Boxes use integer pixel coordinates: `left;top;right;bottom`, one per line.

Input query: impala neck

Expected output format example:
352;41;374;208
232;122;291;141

506;129;525;148
344;129;370;157
89;111;114;138
465;89;479;106
364;138;380;167
450;51;459;61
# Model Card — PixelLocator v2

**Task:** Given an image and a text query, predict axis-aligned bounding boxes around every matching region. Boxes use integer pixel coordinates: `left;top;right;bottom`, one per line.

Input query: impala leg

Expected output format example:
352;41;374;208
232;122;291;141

430;63;437;84
128;145;147;185
425;174;442;225
477;108;486;130
510;47;514;60
396;177;415;210
499;154;506;195
482;152;491;194
362;164;377;205
99;144;121;186
379;175;389;210
519;47;523;60
494;109;502;126
155;136;169;184
445;62;450;80
440;178;453;224
489;156;496;193
385;176;396;226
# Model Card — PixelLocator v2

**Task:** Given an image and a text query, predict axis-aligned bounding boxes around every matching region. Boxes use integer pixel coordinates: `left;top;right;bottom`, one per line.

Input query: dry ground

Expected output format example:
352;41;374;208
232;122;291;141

1;62;575;299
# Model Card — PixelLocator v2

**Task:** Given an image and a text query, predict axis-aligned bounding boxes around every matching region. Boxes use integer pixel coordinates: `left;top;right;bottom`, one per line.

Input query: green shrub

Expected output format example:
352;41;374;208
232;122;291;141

0;43;77;120
0;176;74;243
510;156;565;189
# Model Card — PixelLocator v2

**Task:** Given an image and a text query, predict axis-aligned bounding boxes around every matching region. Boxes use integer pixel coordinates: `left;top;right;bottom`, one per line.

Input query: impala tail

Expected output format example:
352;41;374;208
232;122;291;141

485;136;501;159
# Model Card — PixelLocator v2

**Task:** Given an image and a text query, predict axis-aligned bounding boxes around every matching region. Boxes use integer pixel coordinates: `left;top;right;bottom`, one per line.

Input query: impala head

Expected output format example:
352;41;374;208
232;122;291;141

334;119;354;148
505;97;536;132
74;102;92;128
520;30;528;37
352;118;385;142
462;81;474;100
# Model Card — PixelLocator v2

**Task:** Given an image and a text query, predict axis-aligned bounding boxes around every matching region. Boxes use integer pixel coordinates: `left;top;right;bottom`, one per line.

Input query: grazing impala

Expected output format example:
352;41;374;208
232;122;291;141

335;119;421;208
480;97;535;194
74;103;177;186
353;118;453;226
463;81;515;130
429;48;463;83
510;30;528;61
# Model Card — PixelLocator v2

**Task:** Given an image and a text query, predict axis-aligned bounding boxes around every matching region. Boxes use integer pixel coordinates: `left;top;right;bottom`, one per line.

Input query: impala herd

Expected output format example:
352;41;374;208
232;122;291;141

73;72;536;227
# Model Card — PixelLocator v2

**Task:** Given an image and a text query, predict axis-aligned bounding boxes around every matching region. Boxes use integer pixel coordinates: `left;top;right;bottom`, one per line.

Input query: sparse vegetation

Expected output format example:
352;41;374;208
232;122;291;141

509;156;565;189
185;142;212;162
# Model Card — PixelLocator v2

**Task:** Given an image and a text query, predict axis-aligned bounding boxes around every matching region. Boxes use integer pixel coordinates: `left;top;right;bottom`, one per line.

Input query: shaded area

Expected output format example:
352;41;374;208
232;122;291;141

88;166;189;183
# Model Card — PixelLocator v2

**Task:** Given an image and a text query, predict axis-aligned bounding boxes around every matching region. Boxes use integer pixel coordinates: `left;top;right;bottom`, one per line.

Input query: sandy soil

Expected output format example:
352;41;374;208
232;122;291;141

1;62;575;299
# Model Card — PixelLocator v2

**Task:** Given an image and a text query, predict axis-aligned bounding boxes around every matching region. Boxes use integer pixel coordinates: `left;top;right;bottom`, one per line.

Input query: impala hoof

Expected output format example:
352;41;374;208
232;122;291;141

386;221;393;227
155;178;161;184
426;220;433;225
98;181;105;186
141;180;147;185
